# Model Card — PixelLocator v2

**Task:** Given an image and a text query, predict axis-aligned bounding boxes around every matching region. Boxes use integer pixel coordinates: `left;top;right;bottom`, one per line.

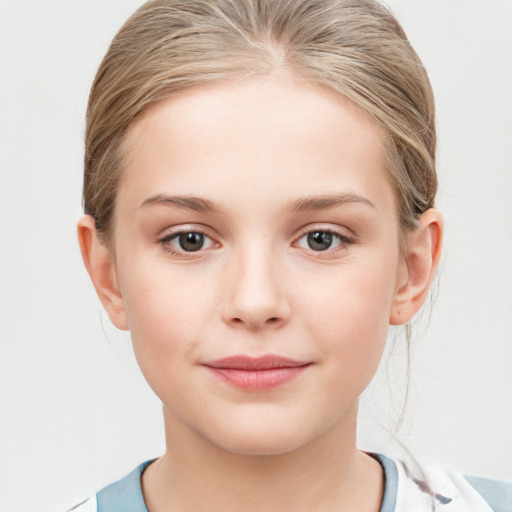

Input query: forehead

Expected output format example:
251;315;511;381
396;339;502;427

119;71;394;215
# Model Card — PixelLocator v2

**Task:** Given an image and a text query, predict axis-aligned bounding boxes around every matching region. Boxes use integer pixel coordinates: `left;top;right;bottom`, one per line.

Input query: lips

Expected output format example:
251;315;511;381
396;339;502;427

202;355;311;391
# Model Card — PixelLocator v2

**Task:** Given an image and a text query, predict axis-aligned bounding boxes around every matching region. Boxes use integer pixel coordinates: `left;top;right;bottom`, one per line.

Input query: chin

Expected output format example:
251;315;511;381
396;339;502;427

218;436;304;457
204;419;323;457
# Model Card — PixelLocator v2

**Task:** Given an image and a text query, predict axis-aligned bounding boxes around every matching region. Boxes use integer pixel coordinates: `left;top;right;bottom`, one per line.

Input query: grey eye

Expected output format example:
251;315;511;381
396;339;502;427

160;229;216;255
177;232;205;252
296;230;349;252
307;231;334;251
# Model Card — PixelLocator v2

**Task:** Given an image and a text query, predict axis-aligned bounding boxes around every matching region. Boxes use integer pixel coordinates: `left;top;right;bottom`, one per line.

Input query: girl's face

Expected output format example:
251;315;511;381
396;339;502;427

106;71;411;455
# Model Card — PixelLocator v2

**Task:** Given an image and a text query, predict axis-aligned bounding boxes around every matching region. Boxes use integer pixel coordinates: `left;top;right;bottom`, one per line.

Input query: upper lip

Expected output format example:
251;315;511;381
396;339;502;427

202;355;311;371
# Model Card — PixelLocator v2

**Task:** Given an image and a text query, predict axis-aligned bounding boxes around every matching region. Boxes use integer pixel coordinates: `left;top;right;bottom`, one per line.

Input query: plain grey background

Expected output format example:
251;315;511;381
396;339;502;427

0;1;511;511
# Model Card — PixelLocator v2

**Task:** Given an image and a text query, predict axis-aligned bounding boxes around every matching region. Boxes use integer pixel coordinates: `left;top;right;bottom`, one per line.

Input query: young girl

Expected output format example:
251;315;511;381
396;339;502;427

70;0;510;510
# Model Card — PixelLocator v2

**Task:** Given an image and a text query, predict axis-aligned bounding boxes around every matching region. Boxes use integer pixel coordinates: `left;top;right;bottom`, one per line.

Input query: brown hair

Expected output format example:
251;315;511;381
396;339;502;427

84;0;437;244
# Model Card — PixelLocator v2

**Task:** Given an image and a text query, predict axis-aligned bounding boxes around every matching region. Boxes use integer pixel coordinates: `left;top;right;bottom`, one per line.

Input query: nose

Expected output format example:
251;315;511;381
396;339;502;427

221;245;291;331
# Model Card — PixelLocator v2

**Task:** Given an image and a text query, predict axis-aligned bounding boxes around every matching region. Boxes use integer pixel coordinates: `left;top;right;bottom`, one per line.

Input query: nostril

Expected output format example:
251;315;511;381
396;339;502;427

229;316;283;329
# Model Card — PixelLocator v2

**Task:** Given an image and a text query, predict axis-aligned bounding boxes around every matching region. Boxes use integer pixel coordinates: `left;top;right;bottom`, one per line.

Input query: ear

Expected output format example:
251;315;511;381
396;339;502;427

390;208;443;325
77;215;129;330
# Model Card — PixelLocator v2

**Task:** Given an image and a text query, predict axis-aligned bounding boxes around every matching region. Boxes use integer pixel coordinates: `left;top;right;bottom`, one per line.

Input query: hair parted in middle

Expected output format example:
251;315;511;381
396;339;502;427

84;0;437;245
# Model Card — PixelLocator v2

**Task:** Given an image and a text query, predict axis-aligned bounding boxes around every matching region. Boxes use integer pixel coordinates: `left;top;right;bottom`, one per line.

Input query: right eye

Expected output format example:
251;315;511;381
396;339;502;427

159;230;216;255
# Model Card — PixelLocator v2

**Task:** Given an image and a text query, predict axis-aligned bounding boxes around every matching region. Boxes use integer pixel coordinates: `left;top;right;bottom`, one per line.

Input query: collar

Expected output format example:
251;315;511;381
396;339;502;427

96;453;399;512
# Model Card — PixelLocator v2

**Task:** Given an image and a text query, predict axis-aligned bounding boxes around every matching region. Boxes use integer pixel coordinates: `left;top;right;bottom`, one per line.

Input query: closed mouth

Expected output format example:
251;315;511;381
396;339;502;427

201;355;312;391
202;355;311;371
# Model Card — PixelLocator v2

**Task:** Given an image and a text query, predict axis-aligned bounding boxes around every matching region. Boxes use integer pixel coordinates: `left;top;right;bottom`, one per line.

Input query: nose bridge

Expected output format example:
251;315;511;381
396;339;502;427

223;237;290;330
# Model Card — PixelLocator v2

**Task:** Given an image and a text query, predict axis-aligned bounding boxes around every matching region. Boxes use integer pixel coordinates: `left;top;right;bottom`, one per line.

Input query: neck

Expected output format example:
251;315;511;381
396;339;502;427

142;402;383;512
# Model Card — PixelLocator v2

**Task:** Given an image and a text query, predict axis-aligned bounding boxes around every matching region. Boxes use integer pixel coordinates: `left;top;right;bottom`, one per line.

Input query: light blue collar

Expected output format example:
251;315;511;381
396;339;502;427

96;453;398;512
370;453;399;512
97;459;154;512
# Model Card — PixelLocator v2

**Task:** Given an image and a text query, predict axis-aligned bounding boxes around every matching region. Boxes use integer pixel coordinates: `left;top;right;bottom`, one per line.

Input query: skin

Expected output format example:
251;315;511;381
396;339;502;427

78;70;443;511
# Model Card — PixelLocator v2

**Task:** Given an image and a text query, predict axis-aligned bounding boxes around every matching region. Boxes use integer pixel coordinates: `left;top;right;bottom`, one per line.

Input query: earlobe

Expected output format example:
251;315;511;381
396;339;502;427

77;215;129;331
390;209;443;325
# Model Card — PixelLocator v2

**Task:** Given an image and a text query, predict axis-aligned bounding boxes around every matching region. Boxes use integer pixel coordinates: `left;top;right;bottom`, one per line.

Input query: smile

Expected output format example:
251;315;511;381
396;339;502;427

202;355;312;391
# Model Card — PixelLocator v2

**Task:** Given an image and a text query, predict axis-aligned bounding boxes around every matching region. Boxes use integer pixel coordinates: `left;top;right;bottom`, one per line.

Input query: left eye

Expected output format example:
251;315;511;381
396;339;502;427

296;230;346;252
162;231;215;252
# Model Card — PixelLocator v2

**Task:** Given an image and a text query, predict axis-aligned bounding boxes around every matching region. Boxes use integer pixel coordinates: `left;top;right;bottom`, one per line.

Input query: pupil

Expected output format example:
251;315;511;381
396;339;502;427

179;232;204;252
308;231;332;251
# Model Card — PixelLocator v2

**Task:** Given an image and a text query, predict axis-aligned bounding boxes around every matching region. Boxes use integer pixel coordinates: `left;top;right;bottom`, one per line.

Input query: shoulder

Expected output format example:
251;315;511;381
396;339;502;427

463;475;512;512
66;459;155;512
378;454;512;512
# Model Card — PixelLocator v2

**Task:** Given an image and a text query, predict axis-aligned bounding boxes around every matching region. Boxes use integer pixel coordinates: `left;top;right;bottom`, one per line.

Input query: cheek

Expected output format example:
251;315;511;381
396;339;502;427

298;253;398;370
118;262;217;386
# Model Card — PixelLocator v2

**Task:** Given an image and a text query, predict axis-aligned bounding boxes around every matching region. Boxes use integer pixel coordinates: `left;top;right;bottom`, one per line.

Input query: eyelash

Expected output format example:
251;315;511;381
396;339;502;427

157;226;356;258
293;227;356;257
158;228;217;258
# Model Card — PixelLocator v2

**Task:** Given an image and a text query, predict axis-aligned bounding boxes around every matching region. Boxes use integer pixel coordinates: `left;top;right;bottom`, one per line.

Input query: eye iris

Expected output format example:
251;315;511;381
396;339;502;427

307;231;333;251
179;232;204;252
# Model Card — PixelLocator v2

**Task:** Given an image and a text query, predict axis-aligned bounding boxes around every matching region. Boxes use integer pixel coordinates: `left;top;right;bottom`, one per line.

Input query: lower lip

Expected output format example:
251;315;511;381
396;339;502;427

204;366;309;391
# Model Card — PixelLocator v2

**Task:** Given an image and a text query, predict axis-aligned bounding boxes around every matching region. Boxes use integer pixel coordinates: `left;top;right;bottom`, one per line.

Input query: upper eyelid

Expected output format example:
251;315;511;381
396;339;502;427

294;224;356;241
157;224;217;240
294;231;353;246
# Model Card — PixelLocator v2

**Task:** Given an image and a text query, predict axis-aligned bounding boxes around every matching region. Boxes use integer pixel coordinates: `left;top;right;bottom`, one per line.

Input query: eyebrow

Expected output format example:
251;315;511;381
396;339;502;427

140;194;225;214
140;193;375;215
288;193;375;213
